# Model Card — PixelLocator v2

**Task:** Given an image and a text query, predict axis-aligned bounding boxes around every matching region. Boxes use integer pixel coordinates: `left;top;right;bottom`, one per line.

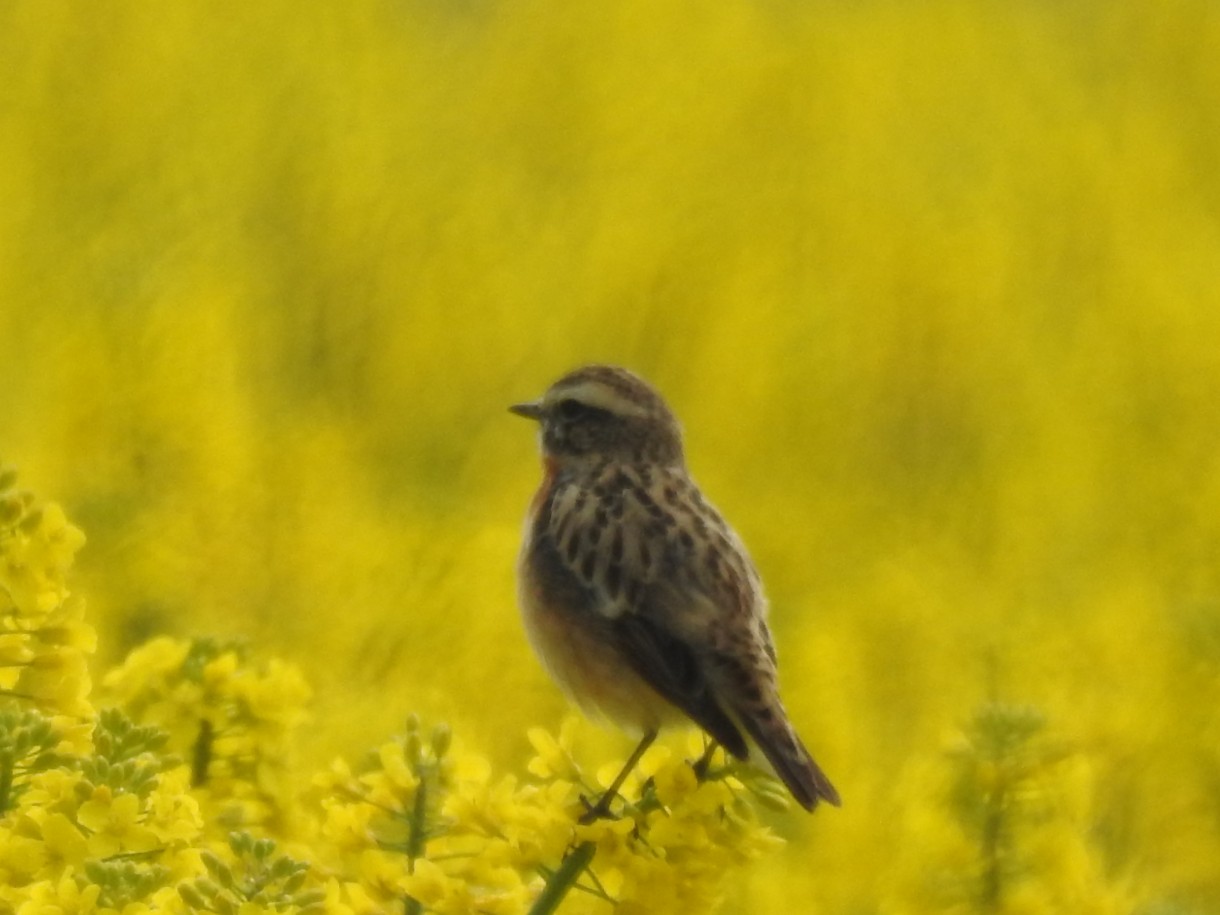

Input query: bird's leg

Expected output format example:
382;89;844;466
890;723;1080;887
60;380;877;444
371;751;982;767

578;730;657;824
691;738;720;781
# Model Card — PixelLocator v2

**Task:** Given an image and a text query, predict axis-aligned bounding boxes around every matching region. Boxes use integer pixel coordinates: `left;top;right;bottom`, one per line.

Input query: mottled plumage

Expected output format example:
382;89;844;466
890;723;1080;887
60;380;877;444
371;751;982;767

512;365;839;811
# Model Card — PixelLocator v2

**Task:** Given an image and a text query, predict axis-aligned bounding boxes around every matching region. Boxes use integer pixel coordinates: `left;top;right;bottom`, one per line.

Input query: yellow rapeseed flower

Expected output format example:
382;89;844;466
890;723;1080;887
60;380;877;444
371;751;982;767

76;787;160;858
145;767;205;846
0;831;50;887
34;812;88;873
525;720;582;783
14;868;101;915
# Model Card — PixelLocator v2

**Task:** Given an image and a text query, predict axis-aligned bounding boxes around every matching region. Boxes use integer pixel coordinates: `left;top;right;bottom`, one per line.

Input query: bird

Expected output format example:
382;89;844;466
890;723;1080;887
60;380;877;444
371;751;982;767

511;364;839;811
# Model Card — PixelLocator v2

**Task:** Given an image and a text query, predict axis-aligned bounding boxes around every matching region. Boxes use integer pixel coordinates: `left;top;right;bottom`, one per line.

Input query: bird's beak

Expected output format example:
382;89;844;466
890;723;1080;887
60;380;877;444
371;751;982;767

509;401;544;421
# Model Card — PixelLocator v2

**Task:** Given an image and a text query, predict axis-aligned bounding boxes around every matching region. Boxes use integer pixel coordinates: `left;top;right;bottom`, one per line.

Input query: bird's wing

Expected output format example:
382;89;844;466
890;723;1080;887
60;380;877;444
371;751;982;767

545;463;841;809
545;464;762;757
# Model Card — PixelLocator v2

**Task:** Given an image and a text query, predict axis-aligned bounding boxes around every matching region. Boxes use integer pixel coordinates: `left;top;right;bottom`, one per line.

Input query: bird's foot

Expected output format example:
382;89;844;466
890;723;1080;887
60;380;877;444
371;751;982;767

578;791;618;825
691;740;720;781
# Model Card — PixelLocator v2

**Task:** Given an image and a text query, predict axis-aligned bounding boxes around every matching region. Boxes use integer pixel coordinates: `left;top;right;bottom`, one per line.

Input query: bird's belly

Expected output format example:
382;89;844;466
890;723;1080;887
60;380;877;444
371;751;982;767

518;547;679;734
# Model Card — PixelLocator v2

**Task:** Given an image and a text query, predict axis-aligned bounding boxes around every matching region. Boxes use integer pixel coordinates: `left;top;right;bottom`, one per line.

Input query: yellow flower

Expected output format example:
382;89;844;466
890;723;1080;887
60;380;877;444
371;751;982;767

650;755;699;807
0;502;84;620
21;767;85;810
354;849;411;897
54;718;95;757
0;633;33;665
100;637;191;697
375;741;419;795
37;812;88;871
574;811;635;854
35;612;98;654
15;867;101;915
328;880;380;915
317;798;377;852
313;756;355;793
400;856;521;915
449;747;491;785
236;659;311;729
400;857;450;907
145;767;205;845
201;650;240;687
76;787;159;858
683;777;736;816
16;644;93;717
0;829;49;883
525;721;581;782
646;810;711;853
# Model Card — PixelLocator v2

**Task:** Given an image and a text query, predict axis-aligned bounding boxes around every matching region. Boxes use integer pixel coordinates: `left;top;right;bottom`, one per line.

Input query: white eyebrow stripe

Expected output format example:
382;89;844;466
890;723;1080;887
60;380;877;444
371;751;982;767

547;381;650;418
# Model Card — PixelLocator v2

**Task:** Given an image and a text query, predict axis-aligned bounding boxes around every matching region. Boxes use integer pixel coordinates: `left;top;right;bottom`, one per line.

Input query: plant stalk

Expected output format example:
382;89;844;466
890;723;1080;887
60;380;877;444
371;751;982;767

527;841;596;915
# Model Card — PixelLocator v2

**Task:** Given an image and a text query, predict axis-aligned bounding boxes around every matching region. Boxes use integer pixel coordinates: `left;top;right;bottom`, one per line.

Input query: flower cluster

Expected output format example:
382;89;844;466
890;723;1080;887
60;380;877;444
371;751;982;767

99;636;311;834
178;831;323;915
1;469;791;914
309;714;783;915
0;706;204;913
524;722;785;914
0;468;94;718
886;702;1133;915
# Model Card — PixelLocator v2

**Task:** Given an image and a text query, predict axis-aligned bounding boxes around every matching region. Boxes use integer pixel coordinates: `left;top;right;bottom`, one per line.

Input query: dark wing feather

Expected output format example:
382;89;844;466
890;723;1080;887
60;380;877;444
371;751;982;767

613;612;748;758
546;464;753;757
706;650;840;810
734;695;841;809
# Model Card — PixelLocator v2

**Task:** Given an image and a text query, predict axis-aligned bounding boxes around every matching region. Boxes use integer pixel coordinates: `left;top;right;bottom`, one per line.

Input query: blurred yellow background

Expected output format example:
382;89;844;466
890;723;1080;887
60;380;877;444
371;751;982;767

2;1;1218;911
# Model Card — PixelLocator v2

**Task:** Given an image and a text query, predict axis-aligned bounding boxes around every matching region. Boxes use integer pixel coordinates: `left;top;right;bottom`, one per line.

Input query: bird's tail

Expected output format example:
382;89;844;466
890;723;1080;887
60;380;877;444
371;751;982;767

738;705;840;811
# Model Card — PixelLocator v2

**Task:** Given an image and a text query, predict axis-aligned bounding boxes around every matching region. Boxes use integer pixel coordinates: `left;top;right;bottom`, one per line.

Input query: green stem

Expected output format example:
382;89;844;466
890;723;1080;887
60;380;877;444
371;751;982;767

0;754;12;816
980;781;1004;912
528;732;656;913
528;841;596;915
191;719;213;787
404;776;428;915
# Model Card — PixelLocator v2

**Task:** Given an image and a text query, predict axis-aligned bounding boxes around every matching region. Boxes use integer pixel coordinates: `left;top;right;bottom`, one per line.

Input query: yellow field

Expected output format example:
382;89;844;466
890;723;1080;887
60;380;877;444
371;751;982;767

2;1;1218;911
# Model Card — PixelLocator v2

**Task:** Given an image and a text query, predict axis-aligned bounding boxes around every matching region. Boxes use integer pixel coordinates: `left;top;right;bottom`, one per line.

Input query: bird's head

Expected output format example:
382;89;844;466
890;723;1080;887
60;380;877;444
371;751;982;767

511;365;685;467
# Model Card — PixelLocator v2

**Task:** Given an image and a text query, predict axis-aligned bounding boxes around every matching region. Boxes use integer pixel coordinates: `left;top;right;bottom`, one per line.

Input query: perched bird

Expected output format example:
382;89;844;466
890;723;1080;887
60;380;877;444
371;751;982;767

511;365;839;811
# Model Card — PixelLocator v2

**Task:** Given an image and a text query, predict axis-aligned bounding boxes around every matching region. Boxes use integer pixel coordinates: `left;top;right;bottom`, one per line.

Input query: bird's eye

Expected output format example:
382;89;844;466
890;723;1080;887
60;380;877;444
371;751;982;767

555;398;590;420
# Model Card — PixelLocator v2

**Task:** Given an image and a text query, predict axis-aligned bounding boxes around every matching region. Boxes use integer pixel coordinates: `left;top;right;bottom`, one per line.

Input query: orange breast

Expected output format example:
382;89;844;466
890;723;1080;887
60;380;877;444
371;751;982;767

529;456;560;514
517;508;681;735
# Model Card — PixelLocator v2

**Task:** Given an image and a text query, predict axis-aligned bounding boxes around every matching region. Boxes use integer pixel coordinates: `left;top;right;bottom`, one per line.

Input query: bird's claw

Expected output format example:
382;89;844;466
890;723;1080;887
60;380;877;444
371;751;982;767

578;792;617;825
